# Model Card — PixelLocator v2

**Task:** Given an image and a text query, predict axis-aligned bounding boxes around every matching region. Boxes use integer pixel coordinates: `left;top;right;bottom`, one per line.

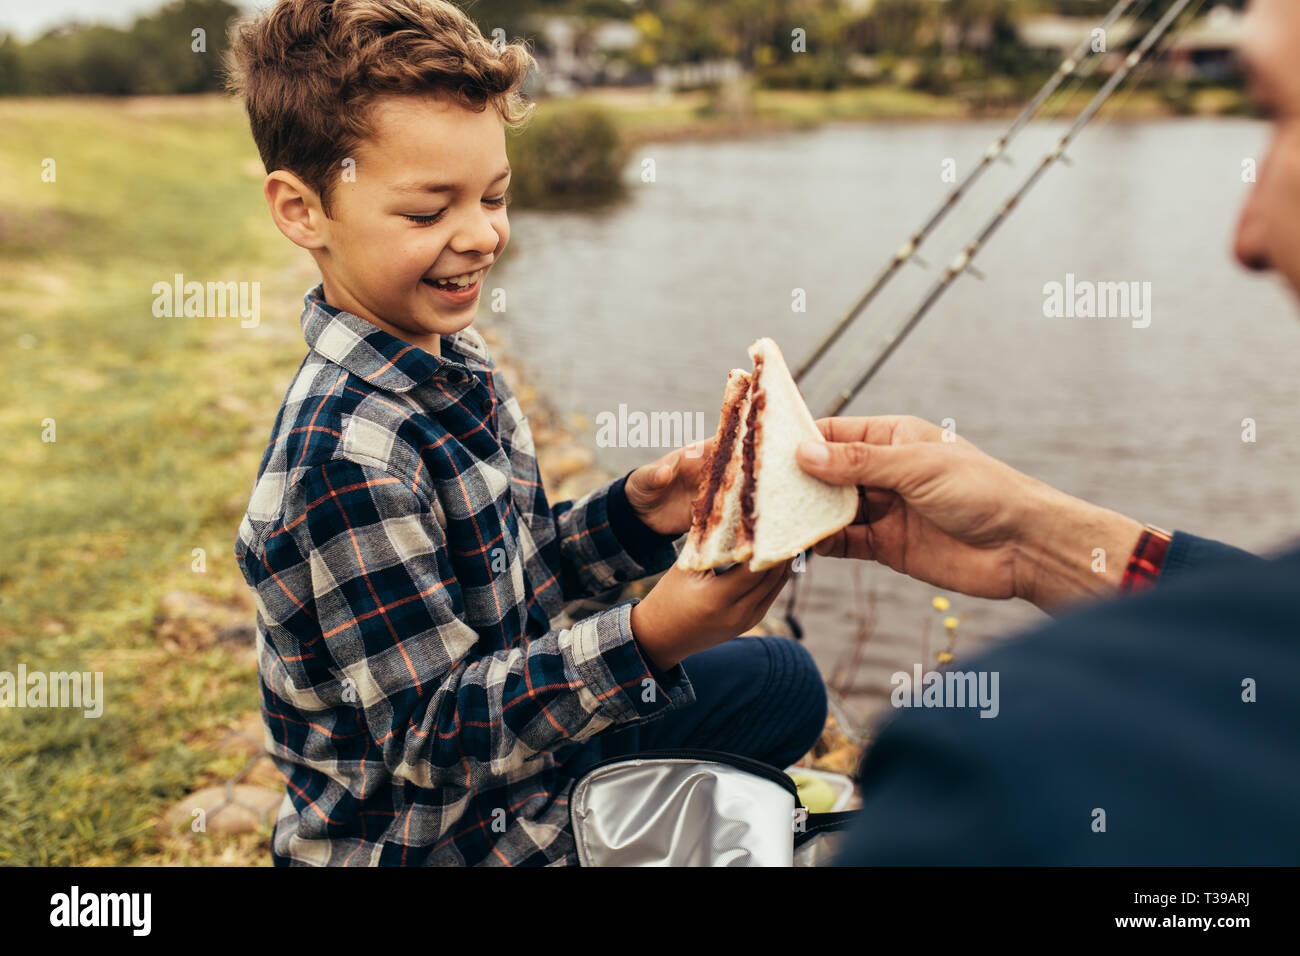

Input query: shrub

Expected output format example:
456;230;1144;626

506;106;628;209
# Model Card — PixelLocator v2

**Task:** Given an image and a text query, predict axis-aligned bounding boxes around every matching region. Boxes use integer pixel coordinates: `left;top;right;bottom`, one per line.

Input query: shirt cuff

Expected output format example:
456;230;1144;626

606;471;683;572
569;601;695;724
1161;531;1262;582
628;612;687;690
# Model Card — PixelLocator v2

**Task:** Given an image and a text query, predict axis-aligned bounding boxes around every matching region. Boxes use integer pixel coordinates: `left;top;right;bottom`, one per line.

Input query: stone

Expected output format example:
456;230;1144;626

166;784;283;835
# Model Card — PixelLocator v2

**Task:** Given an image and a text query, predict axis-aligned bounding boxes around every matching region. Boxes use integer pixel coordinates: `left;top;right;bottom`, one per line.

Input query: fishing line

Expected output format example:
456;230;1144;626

820;0;1199;418
793;0;1140;386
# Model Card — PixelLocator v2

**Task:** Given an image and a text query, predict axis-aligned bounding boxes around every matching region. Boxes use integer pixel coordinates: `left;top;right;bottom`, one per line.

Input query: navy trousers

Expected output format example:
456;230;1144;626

561;635;829;780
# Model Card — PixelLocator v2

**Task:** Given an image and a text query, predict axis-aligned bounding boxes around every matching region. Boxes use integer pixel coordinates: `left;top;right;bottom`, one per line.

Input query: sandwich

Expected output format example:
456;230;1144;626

677;337;857;572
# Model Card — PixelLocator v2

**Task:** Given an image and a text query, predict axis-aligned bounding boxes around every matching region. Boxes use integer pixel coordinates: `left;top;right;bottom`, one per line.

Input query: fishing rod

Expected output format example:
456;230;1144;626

820;0;1197;418
784;0;1197;726
792;0;1138;385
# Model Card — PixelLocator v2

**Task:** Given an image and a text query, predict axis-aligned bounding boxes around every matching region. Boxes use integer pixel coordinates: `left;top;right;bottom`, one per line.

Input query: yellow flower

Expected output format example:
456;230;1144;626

937;652;954;664
943;616;959;630
932;596;951;612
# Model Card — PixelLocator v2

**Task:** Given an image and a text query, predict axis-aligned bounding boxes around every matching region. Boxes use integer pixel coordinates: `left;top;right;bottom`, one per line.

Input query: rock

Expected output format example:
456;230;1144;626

214;712;267;758
217;622;256;645
155;590;256;655
166;784;283;835
156;615;218;655
242;756;284;790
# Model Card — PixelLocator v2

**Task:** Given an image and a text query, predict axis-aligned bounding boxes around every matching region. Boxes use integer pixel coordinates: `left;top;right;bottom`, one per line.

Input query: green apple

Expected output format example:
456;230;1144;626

789;772;838;814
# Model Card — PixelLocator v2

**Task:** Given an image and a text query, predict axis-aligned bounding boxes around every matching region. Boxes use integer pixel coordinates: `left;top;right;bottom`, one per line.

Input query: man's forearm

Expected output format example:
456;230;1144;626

1013;480;1144;614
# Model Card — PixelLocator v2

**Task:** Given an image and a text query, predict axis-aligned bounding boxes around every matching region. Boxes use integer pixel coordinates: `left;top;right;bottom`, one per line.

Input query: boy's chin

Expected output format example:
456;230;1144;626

412;305;475;338
415;289;477;328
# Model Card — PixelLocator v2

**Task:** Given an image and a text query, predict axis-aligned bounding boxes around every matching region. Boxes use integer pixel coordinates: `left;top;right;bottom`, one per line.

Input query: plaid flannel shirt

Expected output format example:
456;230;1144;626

234;284;695;866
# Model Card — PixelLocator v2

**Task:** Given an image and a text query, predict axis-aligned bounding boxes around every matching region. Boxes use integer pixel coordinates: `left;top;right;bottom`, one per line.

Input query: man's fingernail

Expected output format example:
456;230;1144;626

799;441;829;464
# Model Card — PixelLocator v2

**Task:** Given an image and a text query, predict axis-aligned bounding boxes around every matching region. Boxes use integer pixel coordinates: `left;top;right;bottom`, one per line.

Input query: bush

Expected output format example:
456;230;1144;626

506;107;628;209
757;54;852;91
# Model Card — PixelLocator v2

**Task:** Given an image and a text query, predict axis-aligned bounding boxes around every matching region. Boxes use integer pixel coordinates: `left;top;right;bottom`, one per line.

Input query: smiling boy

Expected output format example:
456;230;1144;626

227;0;827;866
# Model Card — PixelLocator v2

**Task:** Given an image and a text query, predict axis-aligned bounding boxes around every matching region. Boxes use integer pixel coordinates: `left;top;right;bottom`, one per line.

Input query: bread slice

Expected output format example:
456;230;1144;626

677;369;752;570
742;338;857;570
677;338;857;572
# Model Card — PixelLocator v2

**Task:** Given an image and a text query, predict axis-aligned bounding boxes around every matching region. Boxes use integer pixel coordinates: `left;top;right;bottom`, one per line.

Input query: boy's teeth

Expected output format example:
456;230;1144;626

433;270;480;288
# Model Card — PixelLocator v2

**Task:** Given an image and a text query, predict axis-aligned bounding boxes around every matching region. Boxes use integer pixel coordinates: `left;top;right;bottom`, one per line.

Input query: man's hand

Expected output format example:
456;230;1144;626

630;560;793;671
794;416;1144;614
624;435;714;537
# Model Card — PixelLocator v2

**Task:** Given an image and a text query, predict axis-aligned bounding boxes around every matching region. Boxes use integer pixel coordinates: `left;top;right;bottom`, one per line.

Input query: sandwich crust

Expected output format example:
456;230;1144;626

677;337;855;572
744;337;857;571
678;369;751;569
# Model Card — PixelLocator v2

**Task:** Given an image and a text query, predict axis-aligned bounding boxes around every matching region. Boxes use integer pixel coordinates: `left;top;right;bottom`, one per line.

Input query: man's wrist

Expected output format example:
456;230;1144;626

1013;481;1144;614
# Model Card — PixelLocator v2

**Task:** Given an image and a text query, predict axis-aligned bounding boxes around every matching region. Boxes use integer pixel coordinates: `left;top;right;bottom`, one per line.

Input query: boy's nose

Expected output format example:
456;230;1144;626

450;207;502;256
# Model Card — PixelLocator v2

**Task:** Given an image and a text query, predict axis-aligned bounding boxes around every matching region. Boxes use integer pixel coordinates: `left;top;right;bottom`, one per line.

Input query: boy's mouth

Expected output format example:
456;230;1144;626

424;267;485;289
422;268;485;304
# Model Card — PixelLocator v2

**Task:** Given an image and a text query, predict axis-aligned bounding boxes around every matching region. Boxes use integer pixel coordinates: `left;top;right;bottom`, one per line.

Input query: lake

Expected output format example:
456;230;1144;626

485;117;1300;728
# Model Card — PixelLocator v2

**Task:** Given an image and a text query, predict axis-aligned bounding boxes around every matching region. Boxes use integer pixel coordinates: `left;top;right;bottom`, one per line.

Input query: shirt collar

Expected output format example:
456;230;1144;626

299;283;491;393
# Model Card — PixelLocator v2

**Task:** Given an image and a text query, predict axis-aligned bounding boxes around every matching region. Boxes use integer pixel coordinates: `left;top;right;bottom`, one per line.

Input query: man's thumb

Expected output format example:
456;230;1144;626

796;439;906;488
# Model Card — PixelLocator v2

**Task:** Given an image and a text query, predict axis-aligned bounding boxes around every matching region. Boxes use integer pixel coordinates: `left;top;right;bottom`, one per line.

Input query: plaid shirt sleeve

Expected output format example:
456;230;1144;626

545;471;681;603
269;457;687;791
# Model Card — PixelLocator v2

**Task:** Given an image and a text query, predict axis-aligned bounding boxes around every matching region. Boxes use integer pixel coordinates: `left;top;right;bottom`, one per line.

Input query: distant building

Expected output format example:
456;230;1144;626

530;15;651;94
1017;7;1243;81
1165;5;1246;81
653;59;743;93
1016;14;1141;60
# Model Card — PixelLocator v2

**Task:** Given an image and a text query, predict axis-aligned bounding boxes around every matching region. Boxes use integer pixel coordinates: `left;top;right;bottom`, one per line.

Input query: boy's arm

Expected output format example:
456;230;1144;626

265;459;694;791
488;358;682;601
548;472;682;602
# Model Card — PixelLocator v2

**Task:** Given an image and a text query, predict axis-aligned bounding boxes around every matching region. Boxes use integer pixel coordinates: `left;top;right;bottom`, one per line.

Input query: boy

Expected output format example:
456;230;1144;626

228;0;827;866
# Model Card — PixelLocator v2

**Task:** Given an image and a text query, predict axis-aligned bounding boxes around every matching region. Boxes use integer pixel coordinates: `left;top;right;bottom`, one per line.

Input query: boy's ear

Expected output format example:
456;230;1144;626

265;170;329;250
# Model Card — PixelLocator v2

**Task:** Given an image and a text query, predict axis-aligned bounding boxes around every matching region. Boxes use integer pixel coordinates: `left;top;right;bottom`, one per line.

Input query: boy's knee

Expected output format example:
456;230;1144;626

785;639;829;743
753;636;828;761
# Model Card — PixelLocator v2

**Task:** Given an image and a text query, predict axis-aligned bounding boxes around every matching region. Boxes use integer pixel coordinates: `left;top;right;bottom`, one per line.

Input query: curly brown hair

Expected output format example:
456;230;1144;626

225;0;536;216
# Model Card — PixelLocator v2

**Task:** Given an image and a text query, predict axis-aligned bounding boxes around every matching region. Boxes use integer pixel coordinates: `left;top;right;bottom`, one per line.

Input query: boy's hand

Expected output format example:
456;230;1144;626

624;435;715;536
630;560;793;671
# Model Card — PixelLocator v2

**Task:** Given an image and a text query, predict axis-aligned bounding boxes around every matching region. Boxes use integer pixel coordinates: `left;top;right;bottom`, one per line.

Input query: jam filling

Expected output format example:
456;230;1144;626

739;356;765;546
688;380;747;538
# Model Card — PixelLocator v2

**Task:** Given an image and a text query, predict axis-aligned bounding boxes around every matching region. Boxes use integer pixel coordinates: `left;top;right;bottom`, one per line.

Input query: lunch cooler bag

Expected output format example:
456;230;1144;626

569;748;862;866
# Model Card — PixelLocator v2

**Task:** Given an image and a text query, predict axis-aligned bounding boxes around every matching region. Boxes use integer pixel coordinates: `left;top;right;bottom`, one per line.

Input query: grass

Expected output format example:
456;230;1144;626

0;95;309;865
548;84;964;146
552;81;1246;147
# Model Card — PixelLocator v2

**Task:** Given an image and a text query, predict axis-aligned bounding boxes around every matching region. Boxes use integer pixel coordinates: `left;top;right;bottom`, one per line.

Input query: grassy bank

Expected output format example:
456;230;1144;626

0;94;642;865
550;82;1248;147
0;95;312;864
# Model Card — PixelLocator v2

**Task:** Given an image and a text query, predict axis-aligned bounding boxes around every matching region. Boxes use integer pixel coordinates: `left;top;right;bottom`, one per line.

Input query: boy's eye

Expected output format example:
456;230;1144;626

402;195;509;225
403;211;445;225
